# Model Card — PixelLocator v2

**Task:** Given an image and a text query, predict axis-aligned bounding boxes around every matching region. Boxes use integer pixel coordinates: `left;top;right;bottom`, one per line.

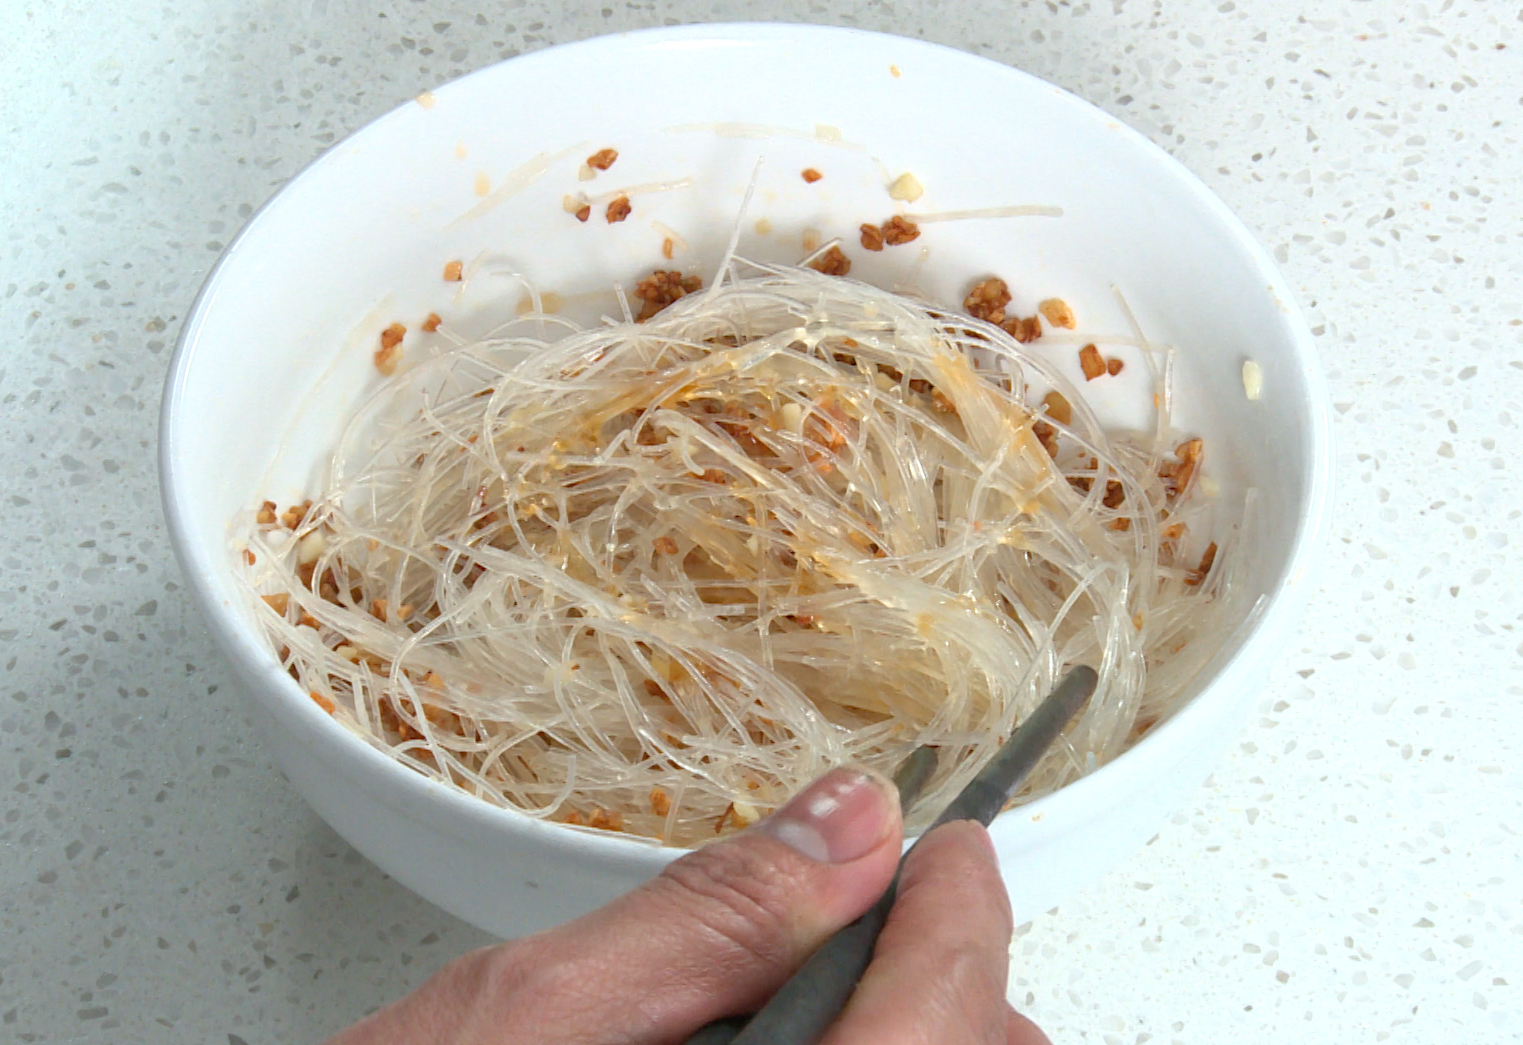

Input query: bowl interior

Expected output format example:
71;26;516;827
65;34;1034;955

164;24;1329;857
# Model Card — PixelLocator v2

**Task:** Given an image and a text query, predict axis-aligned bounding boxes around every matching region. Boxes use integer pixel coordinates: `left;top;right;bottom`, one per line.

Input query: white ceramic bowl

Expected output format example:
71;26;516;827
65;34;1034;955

161;23;1333;937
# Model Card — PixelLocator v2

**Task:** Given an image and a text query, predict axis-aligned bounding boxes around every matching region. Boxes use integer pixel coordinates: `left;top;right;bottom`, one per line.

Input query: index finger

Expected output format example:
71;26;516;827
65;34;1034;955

821;820;1025;1045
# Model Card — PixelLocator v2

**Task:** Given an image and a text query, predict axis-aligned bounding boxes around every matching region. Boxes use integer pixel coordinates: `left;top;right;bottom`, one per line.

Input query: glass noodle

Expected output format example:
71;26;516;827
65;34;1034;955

240;259;1242;847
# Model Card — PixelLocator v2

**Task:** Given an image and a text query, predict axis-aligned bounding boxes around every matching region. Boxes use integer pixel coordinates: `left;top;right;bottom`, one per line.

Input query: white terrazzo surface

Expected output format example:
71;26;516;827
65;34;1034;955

3;1;1520;1041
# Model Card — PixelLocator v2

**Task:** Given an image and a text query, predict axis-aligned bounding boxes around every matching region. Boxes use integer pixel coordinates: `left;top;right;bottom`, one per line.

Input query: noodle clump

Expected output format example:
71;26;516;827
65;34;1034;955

242;260;1234;846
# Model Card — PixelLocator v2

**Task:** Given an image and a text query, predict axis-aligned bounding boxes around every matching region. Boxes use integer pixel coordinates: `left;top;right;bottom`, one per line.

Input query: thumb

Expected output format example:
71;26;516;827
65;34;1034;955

519;767;904;1041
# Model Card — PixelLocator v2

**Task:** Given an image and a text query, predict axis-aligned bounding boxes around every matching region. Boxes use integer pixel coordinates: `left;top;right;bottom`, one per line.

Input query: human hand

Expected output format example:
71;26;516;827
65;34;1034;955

325;766;1049;1044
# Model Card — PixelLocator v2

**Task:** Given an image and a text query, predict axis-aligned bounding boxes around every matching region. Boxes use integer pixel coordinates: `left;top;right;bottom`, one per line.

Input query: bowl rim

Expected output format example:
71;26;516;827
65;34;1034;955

159;20;1335;865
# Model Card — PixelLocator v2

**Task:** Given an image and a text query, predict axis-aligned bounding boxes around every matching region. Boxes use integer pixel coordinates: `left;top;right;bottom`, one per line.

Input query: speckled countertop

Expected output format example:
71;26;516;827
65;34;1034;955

3;2;1519;1041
